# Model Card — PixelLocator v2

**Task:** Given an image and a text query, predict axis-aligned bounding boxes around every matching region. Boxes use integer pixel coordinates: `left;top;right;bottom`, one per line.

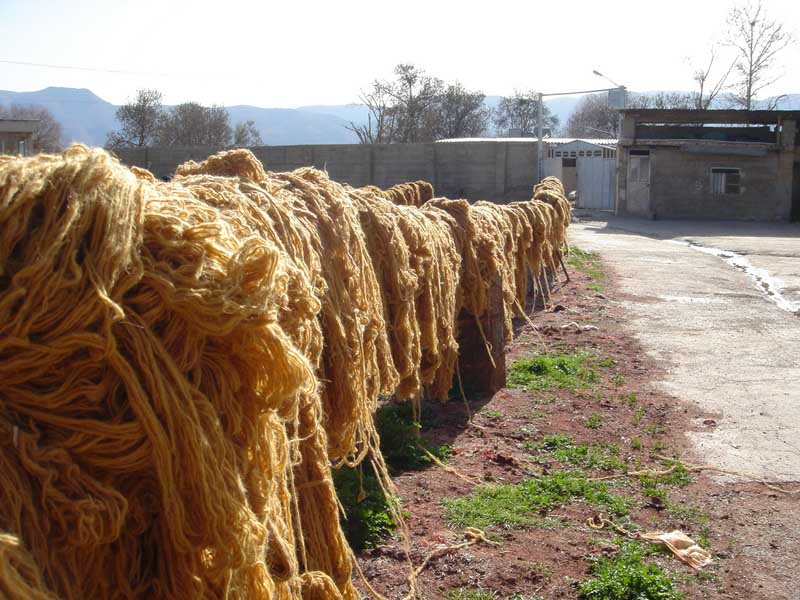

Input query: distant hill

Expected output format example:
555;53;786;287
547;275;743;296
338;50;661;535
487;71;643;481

0;87;118;145
0;87;361;146
1;87;797;147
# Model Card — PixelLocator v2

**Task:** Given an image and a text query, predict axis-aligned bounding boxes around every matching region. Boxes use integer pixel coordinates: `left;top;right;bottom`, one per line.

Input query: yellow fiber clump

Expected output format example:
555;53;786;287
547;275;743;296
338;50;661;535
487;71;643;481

0;147;569;599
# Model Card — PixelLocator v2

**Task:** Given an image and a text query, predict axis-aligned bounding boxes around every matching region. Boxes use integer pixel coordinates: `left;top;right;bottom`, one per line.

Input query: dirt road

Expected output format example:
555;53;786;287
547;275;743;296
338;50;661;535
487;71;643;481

570;218;800;483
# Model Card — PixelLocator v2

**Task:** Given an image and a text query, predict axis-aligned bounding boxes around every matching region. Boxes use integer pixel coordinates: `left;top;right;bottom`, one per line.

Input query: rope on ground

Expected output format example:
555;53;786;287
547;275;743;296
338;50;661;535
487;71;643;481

653;455;800;496
416;444;480;486
588;514;713;571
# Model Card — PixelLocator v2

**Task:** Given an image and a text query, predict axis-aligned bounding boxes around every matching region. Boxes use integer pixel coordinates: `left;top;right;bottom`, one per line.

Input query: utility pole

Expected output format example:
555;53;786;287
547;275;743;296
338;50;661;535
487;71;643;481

537;92;544;182
534;85;622;183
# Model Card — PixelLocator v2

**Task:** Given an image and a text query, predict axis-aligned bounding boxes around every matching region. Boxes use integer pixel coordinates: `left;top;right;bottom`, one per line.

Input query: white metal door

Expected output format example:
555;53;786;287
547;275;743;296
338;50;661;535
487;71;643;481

627;151;651;214
577;157;616;210
541;157;562;180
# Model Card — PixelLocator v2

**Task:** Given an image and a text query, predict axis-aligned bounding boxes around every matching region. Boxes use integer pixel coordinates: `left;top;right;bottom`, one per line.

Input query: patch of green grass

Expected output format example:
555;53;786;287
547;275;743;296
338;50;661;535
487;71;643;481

637;460;692;503
375;403;450;472
585;413;603;429
631;439;643;450
568;247;604;281
534;395;558;406
333;463;396;551
443;471;629;529
526;435;626;472
578;541;683;600
624;392;638;406
695;525;712;550
649;460;692;487
597;358;617;368
448;589;498;600
508;353;598;391
611;374;626;387
642;485;668;501
666;503;709;525
481;409;504;420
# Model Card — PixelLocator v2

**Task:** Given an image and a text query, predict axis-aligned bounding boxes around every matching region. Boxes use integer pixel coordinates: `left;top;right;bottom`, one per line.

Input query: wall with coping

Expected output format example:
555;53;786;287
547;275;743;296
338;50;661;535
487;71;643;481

113;141;539;203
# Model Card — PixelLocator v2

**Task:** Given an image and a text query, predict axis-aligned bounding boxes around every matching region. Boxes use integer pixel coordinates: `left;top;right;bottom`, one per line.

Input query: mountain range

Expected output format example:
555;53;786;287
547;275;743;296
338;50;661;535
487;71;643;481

1;87;798;147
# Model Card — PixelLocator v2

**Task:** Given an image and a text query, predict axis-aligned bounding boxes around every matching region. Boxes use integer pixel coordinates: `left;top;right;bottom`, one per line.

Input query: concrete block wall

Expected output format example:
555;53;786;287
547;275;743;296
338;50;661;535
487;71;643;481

114;141;538;203
644;146;792;221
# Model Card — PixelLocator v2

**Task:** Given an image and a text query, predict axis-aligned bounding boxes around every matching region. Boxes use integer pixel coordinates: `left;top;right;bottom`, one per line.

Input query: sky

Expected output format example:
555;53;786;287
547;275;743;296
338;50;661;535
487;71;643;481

1;0;799;107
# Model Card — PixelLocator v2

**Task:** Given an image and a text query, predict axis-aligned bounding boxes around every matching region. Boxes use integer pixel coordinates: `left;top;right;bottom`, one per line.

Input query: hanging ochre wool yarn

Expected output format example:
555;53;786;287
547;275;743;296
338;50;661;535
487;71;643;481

0;144;569;600
0;146;330;599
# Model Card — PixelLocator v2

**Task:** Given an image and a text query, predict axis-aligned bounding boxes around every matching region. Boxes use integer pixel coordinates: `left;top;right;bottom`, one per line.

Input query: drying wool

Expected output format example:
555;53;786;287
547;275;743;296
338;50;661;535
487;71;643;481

0;146;333;599
0;145;569;600
380;181;435;207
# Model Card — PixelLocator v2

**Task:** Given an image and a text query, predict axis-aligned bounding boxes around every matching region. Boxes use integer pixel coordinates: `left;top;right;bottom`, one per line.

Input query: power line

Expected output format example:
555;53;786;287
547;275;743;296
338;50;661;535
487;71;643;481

0;58;171;77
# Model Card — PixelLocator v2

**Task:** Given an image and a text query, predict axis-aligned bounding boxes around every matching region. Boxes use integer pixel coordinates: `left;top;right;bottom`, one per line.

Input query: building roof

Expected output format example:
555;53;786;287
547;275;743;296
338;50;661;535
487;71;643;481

620;109;800;125
0;119;39;134
437;137;617;146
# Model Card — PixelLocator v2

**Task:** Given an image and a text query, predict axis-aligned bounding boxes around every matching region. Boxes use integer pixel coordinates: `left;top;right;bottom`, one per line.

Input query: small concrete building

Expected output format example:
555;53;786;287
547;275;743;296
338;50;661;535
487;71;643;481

617;109;799;221
0;119;38;156
542;138;618;210
437;137;618;209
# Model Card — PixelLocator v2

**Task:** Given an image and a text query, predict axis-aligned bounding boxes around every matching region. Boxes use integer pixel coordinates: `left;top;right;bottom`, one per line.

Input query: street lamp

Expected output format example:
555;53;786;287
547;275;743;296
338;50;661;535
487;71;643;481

592;69;622;89
593;69;626;136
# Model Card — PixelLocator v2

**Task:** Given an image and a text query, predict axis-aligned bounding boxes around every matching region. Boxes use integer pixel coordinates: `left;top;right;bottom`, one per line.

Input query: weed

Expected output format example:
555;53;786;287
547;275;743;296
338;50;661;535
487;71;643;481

578;541;683;600
653;440;668;452
534;395;558;406
652;460;692;486
448;589;498;600
529;562;553;580
443;471;628;529
375;403;450;472
568;247;604;282
526;435;626;471
637;460;692;502
508;353;598;391
666;503;709;525
642;485;668;501
645;423;665;436
695;525;712;550
597;358;617;368
611;374;626;387
585;413;603;429
333;462;396;551
624;392;638;406
631;439;643;450
632;407;647;426
481;409;504;420
533;434;572;450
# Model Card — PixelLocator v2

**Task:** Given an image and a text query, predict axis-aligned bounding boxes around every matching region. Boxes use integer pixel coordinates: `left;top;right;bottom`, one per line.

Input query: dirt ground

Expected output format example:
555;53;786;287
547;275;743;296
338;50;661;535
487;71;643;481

353;246;800;600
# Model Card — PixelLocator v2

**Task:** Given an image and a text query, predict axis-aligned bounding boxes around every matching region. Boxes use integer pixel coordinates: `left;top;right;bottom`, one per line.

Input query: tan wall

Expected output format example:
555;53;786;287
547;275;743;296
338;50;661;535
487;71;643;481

113;142;539;203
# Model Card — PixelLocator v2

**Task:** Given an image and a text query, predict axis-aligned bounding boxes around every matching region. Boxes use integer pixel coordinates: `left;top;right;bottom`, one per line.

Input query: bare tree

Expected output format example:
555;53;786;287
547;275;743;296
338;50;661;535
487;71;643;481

565;94;619;138
106;89;164;148
346;82;398;144
432;83;490;139
726;1;794;109
387;64;444;143
0;104;63;152
232;120;263;146
690;47;736;109
158;102;232;146
206;106;233;146
628;91;695;109
347;65;487;143
493;90;559;136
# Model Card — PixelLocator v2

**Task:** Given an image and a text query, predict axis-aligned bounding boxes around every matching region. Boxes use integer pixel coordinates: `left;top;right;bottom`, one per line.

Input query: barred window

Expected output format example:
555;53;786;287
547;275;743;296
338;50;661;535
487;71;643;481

711;168;740;195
